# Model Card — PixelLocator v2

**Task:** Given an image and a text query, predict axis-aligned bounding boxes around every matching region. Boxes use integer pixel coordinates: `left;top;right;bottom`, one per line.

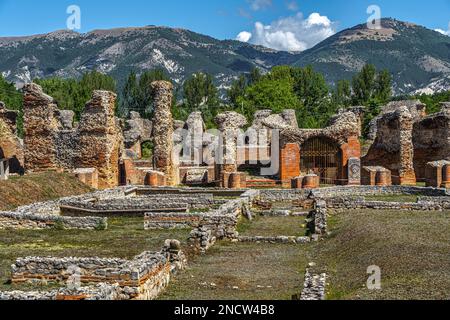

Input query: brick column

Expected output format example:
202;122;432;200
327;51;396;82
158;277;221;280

279;143;300;188
151;81;178;186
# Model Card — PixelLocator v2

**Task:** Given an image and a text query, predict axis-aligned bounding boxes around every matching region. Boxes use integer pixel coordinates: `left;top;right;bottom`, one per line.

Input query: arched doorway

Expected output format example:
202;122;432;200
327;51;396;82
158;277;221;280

300;137;342;185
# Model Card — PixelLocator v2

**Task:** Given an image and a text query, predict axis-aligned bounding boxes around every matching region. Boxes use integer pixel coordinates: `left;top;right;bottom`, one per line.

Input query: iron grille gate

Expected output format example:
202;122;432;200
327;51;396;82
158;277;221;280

300;137;342;185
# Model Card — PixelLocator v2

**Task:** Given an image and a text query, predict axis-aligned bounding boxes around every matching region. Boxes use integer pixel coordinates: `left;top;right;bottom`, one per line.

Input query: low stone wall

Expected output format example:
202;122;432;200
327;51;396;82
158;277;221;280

300;266;327;301
144;212;203;229
5;240;186;301
0;212;107;230
307;200;327;236
237;236;311;244
418;196;450;209
326;197;446;211
10;187;131;217
0;283;123;301
259;186;448;202
188;190;260;253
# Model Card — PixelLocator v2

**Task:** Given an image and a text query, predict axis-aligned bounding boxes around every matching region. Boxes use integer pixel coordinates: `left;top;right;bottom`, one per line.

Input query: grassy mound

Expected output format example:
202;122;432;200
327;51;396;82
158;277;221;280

0;172;93;211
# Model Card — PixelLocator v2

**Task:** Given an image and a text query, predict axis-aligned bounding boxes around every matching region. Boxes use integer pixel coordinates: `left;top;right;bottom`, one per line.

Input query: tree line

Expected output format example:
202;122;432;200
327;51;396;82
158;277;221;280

0;65;449;139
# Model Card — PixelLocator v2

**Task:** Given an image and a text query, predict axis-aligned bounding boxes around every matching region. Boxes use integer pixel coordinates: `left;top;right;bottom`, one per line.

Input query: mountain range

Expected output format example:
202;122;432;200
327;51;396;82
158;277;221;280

0;18;449;95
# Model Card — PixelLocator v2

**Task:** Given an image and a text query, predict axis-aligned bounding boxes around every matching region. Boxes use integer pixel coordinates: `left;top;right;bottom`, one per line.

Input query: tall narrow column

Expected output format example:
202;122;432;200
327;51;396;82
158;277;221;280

215;112;247;187
151;81;177;186
397;107;416;185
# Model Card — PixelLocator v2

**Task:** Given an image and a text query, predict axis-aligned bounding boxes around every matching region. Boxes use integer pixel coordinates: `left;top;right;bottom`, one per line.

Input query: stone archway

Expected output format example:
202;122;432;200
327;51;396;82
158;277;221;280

300;137;343;185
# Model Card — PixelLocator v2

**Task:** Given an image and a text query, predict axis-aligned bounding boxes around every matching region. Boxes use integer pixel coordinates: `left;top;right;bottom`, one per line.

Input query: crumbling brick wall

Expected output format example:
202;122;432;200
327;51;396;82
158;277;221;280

0;102;24;174
413;104;450;180
22;84;123;189
363;106;416;185
76;91;123;189
364;102;450;183
23;84;62;171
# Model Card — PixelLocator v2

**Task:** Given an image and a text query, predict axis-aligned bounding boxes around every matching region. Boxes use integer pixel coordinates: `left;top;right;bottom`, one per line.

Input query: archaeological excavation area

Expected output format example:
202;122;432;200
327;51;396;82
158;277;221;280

0;81;449;300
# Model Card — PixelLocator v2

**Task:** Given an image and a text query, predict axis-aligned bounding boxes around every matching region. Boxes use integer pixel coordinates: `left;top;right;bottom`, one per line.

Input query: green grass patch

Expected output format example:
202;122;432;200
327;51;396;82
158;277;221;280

312;209;450;300
238;216;307;237
160;241;311;300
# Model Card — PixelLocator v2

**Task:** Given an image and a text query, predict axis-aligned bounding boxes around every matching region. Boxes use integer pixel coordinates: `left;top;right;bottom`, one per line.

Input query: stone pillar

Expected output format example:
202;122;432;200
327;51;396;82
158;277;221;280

340;136;361;185
398;107;416;185
375;170;390;187
303;174;320;189
425;161;445;188
347;157;361;186
151;81;178;186
145;171;160;187
292;176;304;189
442;164;450;189
229;173;241;189
183;112;205;166
214;112;247;186
0;159;8;181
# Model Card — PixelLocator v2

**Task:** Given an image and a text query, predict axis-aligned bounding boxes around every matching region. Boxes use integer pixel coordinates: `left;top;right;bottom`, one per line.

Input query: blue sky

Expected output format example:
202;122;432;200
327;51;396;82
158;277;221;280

0;0;449;50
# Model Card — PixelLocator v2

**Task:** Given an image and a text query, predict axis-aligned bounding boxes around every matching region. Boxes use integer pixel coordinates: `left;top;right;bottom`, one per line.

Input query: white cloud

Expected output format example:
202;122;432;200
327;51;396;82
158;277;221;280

235;12;337;52
435;22;450;36
248;0;272;11
236;31;252;42
286;1;298;11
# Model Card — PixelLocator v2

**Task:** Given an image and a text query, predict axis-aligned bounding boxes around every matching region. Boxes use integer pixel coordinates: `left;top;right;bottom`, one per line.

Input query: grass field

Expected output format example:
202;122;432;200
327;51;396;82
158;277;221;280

159;241;310;300
314;209;450;300
0;217;191;291
237;216;307;237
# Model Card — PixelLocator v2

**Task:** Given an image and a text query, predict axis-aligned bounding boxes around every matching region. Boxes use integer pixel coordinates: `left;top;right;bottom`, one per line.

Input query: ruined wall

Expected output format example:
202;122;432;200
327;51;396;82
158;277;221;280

23;84;61;171
7;243;187;300
364;101;450;183
0;102;24;173
267;110;361;186
76;91;123;189
363;106;416;185
22;84;123;189
413;103;450;179
123;111;153;159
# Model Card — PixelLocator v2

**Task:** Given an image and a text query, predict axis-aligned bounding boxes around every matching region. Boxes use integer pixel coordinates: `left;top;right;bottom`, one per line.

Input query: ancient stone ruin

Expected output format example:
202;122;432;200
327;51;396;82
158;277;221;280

0;102;24;178
1;81;449;191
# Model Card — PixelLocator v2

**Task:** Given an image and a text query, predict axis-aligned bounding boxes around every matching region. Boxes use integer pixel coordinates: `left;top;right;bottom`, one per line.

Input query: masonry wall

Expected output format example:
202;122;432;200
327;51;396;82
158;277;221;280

22;84;123;189
363;107;416;185
413;107;450;180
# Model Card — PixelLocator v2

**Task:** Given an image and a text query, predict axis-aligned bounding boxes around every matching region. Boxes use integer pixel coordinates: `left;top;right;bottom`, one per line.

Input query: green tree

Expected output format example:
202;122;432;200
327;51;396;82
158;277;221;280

332;79;352;108
227;75;248;108
352;64;377;105
0;75;24;136
183;73;219;109
236;76;300;121
249;67;262;84
35;71;116;121
119;69;171;118
375;70;393;103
